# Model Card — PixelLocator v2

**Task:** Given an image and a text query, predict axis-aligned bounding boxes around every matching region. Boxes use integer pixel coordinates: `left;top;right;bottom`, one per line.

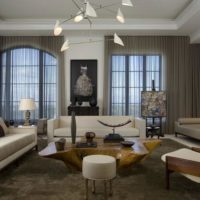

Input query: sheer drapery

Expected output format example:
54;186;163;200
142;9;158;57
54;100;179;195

104;36;192;134
0;36;65;122
110;55;161;116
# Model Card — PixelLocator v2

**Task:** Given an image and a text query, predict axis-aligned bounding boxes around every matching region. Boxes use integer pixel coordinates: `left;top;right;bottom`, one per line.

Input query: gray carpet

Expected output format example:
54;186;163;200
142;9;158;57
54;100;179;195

0;139;199;200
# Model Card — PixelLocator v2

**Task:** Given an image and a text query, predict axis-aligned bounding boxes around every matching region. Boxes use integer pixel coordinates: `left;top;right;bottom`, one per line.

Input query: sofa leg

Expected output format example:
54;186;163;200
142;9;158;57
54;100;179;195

175;132;178;137
35;145;38;151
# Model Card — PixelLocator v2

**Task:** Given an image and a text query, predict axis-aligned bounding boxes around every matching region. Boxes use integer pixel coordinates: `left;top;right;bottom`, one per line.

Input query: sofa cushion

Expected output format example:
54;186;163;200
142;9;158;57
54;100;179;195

77;116;134;128
176;124;200;140
0;133;35;161
58;116;134;129
0;125;5;137
54;127;139;138
178;118;200;125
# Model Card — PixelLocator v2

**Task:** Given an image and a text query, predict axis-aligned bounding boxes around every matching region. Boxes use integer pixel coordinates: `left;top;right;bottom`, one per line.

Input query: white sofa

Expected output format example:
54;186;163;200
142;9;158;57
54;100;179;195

175;118;200;140
0;118;37;170
47;116;146;142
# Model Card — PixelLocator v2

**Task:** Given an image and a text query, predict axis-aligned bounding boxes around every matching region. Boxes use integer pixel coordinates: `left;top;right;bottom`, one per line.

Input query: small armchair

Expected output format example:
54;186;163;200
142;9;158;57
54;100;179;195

161;147;200;189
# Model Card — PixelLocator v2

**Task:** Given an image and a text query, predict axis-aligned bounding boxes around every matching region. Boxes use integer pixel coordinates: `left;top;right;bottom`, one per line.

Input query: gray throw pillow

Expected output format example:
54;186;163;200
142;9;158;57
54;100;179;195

0;125;5;137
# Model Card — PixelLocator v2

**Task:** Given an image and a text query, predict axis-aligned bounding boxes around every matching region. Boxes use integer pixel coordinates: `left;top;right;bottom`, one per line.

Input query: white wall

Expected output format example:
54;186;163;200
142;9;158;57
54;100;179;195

64;36;104;115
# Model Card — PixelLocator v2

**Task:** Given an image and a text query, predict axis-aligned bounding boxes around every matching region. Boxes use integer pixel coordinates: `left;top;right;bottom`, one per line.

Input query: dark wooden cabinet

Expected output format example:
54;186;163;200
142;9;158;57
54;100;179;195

68;106;99;116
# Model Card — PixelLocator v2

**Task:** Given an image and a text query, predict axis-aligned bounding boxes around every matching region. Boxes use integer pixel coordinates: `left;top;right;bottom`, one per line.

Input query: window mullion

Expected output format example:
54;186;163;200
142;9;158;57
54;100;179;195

109;57;113;115
125;55;129;115
143;55;146;91
39;50;44;118
159;55;162;90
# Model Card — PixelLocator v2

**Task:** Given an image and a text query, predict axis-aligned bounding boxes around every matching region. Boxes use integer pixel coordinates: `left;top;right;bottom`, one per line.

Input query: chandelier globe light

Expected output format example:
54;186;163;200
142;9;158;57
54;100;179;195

54;20;63;36
74;11;84;22
53;0;133;51
116;8;125;23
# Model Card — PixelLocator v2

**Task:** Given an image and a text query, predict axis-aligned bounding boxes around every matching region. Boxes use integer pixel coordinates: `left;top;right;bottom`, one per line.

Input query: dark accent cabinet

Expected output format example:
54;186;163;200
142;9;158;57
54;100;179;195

68;106;99;116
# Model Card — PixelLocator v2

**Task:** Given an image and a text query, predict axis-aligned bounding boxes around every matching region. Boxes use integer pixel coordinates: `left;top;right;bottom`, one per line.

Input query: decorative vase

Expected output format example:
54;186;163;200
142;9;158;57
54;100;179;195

89;97;97;107
71;111;76;144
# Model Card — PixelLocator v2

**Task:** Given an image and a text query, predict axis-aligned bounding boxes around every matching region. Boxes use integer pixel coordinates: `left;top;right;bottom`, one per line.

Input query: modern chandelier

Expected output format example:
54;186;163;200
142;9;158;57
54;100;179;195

53;0;133;51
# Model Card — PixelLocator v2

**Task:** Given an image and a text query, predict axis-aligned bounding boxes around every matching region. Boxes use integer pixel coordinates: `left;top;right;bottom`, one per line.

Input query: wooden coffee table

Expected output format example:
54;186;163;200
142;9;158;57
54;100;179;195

39;138;161;171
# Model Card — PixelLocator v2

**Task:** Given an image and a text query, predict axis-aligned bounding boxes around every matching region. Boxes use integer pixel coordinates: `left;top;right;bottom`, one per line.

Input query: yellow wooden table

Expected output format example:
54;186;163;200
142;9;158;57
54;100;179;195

39;138;161;171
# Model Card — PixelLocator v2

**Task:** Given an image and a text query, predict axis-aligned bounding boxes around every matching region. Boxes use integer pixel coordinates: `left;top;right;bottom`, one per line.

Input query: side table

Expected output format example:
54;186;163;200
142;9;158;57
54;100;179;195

145;117;164;139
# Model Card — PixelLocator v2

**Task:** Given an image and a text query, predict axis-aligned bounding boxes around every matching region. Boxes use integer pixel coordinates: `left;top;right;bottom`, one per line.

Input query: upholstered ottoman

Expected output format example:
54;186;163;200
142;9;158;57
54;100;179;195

82;155;116;200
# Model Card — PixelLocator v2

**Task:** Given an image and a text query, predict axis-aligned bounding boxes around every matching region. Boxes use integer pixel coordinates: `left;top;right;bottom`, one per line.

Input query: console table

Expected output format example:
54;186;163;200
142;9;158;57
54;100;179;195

68;106;99;116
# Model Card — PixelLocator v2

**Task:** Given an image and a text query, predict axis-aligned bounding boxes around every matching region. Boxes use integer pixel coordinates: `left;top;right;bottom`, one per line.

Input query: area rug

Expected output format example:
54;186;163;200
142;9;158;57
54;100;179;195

0;139;199;200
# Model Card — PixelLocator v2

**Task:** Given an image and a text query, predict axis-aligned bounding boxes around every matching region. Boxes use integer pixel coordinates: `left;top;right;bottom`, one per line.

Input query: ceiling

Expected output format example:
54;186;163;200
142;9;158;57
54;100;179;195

0;0;200;43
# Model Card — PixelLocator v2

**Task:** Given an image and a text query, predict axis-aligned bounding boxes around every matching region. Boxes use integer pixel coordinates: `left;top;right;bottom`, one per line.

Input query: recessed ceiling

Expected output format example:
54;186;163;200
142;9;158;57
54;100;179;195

0;0;200;43
0;0;192;20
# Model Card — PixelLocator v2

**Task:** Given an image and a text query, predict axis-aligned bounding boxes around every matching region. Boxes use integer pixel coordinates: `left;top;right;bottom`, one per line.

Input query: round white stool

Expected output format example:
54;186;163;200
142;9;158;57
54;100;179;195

82;155;116;200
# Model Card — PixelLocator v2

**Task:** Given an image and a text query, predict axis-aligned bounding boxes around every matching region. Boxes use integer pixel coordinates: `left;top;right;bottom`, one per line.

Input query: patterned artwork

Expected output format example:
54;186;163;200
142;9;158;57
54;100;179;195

70;60;97;103
141;91;166;117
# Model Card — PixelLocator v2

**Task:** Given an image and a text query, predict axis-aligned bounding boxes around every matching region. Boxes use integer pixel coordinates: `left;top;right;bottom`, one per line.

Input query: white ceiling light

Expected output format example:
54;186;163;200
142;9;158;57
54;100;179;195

122;0;133;7
85;1;97;17
116;8;125;23
61;40;70;52
54;20;62;36
55;0;133;51
114;33;124;46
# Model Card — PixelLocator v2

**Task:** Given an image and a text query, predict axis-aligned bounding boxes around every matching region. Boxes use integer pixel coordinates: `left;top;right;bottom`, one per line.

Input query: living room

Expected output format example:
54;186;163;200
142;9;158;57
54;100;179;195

0;0;200;199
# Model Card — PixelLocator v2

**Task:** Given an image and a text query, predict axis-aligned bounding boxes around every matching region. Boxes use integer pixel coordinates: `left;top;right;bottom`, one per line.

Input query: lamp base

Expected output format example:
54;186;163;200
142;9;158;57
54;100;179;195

24;110;31;126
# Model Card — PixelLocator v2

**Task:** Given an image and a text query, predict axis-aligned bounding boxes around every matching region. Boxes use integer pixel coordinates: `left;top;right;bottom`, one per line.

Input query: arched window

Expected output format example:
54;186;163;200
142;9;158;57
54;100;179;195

0;47;57;123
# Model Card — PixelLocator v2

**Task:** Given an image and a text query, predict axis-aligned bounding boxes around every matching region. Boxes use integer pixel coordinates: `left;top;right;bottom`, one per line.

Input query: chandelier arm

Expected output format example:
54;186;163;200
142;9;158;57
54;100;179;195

71;0;82;10
70;40;104;45
94;2;121;11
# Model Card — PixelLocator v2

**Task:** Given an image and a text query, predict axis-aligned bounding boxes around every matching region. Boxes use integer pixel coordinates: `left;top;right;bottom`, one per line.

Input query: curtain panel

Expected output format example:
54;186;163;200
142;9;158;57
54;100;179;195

104;36;193;134
190;44;200;117
0;36;65;117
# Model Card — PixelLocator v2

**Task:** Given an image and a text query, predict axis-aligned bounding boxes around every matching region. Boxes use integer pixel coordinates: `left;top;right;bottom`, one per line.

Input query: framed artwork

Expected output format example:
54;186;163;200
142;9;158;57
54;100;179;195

141;91;166;117
70;59;97;104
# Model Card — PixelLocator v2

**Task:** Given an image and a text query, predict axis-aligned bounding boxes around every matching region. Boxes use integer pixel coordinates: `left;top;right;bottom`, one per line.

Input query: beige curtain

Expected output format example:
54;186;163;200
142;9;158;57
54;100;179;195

104;36;193;134
190;44;200;117
0;36;65;116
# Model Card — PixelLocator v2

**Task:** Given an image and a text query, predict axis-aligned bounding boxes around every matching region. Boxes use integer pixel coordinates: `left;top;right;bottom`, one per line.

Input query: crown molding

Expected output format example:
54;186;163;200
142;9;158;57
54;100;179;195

0;18;177;31
0;1;200;43
175;0;200;28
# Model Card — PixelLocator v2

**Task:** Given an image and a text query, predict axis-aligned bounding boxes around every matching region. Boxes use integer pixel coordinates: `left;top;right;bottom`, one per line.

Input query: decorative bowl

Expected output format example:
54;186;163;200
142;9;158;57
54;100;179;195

121;141;135;147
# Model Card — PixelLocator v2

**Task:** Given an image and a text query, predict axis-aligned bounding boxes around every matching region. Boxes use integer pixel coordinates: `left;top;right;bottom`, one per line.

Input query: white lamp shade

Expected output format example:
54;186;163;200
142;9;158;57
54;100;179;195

54;20;62;36
122;0;133;7
86;2;97;17
61;39;70;52
74;11;84;22
116;8;125;23
114;33;124;46
19;99;36;111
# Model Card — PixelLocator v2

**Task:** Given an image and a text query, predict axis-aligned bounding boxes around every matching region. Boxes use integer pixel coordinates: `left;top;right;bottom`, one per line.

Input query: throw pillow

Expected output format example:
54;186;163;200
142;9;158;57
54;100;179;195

0;125;5;137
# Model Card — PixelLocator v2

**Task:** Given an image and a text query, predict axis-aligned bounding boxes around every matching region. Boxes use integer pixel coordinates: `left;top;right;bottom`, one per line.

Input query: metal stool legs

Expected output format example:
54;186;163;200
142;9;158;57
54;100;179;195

85;179;113;200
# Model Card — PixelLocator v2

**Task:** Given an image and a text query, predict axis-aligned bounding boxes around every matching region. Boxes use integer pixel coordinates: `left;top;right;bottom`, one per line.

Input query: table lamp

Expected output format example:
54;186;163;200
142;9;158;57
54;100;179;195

19;98;36;126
